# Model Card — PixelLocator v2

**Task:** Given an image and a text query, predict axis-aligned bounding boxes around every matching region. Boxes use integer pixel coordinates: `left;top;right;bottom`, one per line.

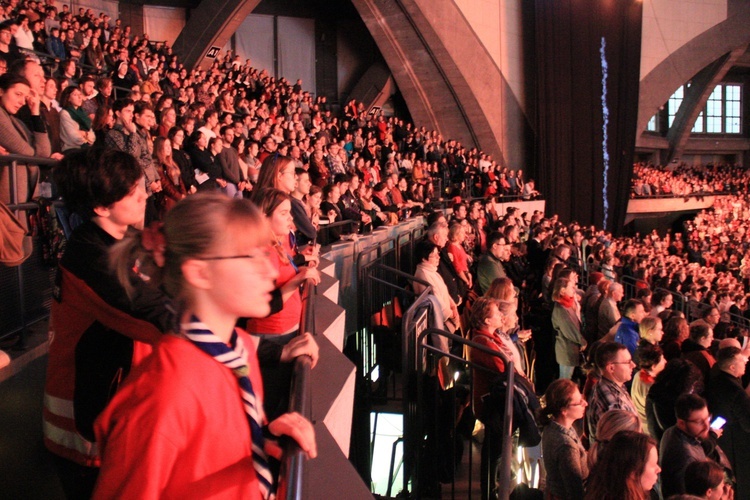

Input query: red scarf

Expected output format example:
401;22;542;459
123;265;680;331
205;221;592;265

556;295;575;309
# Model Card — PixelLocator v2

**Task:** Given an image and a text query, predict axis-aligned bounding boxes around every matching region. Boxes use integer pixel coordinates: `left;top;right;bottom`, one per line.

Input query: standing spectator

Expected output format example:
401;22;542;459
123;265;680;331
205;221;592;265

45;148;172;498
631;344;666;434
586;342;638;441
584;431;661;500
476;232;510;295
660;393;732;498
707;346;750;497
539;378;589;499
598;282;623;339
552;276;586;380
614;299;648;356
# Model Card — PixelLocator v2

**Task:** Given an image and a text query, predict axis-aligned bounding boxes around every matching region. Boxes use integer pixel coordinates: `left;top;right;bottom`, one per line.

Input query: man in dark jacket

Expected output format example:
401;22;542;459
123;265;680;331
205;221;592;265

707;346;750;497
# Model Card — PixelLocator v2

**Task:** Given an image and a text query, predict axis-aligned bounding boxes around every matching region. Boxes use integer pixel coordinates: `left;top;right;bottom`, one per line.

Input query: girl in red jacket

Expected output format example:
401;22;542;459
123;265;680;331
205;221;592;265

93;193;317;499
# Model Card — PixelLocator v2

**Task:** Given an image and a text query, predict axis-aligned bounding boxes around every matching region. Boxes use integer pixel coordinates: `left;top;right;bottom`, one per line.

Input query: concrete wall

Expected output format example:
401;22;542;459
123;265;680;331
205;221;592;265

640;0;727;80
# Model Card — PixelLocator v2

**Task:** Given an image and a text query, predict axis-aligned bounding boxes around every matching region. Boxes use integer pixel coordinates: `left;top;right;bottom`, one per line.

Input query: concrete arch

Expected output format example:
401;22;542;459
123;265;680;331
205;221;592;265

172;0;263;71
636;1;750;139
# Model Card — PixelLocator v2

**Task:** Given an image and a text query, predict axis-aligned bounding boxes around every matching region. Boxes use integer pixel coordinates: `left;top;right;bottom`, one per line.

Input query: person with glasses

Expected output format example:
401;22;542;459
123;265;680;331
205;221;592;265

95;192;317;498
707;346;750;497
660;393;733;498
476;231;511;295
540;378;589;499
586;342;638;441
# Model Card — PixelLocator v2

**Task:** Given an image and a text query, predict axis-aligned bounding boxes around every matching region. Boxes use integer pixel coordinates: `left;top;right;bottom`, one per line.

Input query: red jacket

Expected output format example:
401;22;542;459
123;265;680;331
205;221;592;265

94;332;266;499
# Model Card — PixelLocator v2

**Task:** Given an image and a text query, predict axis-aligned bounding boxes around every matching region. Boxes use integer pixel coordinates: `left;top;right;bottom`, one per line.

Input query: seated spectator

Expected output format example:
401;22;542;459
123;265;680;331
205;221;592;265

93;193;317;499
59;86;95;151
185;130;220;192
584;431;661;500
539;378;589;500
152;136;187;217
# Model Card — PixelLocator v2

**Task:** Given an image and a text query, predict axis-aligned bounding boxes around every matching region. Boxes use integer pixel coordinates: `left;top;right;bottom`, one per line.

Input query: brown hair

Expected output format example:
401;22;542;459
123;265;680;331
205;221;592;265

110;192;269;300
251;154;295;202
585;431;656;500
539;378;578;425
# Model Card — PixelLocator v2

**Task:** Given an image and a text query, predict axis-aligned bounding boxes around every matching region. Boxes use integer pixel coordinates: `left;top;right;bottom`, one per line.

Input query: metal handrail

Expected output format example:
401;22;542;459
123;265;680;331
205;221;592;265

278;278;315;500
416;327;515;500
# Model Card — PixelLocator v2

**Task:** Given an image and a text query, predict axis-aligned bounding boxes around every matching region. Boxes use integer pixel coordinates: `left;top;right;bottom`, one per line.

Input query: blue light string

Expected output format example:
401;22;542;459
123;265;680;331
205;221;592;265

600;37;610;230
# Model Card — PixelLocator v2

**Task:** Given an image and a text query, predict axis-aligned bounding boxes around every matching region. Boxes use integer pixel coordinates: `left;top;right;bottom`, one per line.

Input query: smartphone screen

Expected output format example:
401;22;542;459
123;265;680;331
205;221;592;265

710;416;726;430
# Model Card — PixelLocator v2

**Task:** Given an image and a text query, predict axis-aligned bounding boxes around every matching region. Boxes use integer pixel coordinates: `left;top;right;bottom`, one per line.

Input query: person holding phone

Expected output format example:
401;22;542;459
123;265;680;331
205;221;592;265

659;393;733;498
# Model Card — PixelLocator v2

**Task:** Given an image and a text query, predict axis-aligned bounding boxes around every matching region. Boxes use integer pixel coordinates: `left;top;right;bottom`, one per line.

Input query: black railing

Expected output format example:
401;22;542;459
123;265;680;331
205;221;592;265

1;154;60;346
414;328;515;500
277;279;316;499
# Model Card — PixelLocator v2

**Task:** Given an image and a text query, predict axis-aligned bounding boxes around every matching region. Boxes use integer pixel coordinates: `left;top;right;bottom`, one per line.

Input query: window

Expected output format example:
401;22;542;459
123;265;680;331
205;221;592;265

668;86;683;128
726;84;741;134
647;114;657;132
706;86;722;133
678;83;743;135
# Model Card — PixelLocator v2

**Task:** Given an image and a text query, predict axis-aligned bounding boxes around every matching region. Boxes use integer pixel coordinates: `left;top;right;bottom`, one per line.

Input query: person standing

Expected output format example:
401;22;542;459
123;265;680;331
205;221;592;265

587;342;638;441
707;346;750;497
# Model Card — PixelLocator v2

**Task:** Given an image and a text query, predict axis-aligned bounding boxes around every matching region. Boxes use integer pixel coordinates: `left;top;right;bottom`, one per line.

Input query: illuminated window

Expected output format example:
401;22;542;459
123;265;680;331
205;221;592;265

726;84;741;134
688;83;742;134
668;86;683;128
647;114;656;132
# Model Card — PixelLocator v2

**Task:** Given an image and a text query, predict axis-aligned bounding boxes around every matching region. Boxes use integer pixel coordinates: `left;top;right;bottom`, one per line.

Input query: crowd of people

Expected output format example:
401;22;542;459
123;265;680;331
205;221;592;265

631;162;750;198
407;188;750;498
1;1;750;499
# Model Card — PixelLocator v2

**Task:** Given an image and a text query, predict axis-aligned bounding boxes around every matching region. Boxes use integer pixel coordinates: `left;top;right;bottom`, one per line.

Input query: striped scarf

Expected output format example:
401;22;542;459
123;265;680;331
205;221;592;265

182;316;277;498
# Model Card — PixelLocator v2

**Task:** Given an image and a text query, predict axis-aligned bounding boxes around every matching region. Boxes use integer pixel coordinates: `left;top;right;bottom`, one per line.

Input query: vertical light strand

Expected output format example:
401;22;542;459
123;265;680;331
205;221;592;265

600;37;610;230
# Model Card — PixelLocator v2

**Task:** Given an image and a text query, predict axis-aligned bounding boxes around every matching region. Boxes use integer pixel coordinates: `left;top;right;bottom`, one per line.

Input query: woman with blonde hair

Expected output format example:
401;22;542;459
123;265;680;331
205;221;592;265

587;409;642;469
95;193;317;498
485;277;516;303
639;316;664;346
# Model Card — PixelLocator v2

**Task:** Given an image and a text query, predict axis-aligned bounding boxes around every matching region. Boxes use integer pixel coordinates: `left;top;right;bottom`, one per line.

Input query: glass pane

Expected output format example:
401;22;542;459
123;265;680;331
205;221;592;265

726;117;740;134
647;115;657;132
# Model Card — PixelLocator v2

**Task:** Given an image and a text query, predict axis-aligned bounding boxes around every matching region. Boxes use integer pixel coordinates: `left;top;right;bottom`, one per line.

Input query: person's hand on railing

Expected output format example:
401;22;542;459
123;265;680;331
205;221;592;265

280;332;319;368
268;412;318;459
50;152;64;160
296;266;321;286
0;145;8;156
